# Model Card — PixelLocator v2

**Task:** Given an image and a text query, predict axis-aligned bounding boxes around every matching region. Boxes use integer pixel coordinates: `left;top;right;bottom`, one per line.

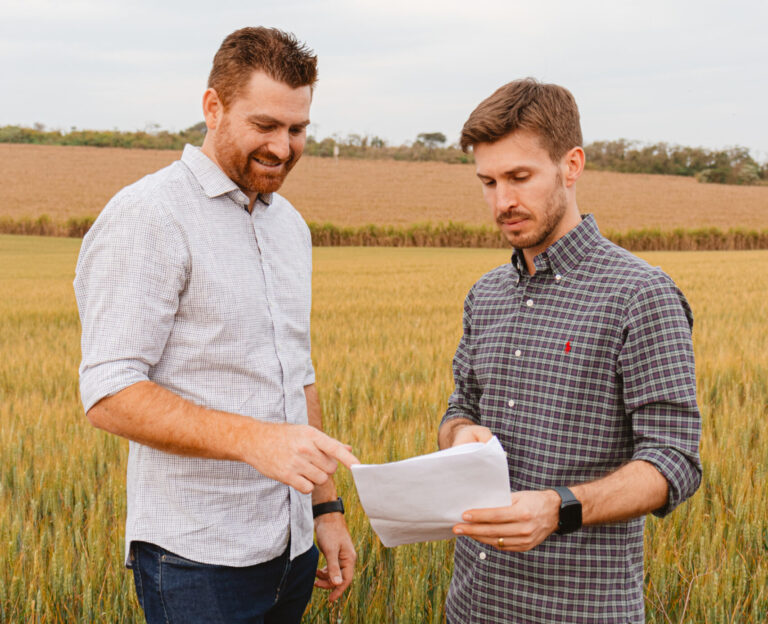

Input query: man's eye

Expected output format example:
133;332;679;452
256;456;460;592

481;179;496;187
289;127;305;136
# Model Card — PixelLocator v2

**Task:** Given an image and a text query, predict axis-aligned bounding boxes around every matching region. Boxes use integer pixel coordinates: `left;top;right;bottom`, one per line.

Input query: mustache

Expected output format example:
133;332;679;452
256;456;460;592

250;147;294;167
496;210;529;225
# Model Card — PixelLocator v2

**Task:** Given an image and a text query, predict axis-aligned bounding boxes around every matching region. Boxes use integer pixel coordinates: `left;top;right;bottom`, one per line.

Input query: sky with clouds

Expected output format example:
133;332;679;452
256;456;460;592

3;0;766;159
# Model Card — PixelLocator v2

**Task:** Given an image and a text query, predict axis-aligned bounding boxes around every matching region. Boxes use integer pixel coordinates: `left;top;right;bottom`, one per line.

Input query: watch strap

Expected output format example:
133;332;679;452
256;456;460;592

312;496;344;518
552;486;582;535
552;486;578;505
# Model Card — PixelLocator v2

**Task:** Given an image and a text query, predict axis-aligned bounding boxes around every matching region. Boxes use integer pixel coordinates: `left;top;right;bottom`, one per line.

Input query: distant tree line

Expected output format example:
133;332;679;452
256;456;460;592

584;139;766;185
1;124;765;185
0;122;206;151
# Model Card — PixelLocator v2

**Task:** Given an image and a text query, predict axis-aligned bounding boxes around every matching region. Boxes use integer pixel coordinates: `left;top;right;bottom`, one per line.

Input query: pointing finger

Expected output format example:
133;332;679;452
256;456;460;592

316;436;360;468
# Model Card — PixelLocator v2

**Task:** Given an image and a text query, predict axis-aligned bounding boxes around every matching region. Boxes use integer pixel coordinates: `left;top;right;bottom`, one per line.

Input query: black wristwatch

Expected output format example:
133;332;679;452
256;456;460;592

312;497;344;519
552;486;582;534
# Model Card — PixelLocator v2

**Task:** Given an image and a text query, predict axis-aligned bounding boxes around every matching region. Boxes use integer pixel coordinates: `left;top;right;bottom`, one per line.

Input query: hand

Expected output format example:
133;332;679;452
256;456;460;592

314;512;357;602
452;424;493;446
453;489;561;552
242;423;359;494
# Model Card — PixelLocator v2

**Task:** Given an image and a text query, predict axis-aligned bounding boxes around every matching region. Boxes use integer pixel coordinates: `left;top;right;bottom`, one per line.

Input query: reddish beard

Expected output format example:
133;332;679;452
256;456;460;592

212;122;297;195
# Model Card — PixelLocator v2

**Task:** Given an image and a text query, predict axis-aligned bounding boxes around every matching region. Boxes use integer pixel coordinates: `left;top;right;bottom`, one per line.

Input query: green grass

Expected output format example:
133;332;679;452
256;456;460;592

1;236;766;622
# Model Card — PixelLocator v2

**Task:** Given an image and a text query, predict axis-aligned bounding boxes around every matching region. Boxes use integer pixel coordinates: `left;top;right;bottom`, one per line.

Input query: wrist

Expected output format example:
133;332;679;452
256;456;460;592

544;488;561;533
312;497;344;521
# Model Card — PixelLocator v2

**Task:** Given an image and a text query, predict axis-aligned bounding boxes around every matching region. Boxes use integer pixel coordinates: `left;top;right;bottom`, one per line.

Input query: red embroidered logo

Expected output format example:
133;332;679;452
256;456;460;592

565;341;571;353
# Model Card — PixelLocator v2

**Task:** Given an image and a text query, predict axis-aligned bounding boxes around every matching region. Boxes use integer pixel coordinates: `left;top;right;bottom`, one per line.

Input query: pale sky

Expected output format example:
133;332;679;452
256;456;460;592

3;0;766;160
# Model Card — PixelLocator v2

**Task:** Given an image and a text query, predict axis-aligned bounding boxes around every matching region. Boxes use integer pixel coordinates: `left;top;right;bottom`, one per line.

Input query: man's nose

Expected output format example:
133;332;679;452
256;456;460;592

495;184;518;214
268;131;291;161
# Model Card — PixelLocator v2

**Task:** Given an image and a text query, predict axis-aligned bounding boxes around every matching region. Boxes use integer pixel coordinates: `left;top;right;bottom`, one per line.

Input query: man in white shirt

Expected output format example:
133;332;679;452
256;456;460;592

75;27;357;623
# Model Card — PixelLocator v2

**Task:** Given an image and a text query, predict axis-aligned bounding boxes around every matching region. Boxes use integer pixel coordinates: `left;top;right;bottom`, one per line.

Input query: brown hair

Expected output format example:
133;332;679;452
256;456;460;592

207;27;318;107
460;78;582;161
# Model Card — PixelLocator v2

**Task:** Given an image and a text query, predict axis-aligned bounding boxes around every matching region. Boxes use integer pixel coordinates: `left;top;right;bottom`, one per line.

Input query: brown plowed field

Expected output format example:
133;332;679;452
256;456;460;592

2;143;767;231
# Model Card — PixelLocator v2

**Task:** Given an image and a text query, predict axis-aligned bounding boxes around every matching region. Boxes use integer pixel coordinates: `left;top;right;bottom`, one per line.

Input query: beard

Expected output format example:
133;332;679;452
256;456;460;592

212;118;298;195
496;173;568;250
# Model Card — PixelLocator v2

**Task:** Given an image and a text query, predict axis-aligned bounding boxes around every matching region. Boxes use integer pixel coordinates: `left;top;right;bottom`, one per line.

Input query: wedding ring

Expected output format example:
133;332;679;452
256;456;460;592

497;537;504;548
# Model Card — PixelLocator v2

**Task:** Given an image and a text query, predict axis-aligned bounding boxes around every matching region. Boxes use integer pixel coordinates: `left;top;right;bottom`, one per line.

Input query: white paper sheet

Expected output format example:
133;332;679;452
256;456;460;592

350;436;511;547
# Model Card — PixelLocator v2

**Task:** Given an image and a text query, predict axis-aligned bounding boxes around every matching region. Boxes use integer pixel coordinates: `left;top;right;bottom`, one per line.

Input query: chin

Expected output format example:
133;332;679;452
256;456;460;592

247;173;287;194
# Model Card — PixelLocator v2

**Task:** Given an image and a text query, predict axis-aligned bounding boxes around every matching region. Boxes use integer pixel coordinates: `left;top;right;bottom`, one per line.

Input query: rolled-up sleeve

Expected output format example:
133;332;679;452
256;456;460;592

74;192;189;412
442;288;482;427
619;271;702;516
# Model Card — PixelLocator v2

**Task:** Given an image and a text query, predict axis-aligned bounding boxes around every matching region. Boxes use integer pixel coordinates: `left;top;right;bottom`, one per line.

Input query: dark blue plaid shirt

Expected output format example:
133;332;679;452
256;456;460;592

442;215;701;624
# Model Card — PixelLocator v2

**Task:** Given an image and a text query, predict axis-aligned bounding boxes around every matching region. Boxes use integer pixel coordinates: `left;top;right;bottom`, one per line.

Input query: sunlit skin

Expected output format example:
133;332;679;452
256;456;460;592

201;71;312;211
437;130;668;551
474;129;584;275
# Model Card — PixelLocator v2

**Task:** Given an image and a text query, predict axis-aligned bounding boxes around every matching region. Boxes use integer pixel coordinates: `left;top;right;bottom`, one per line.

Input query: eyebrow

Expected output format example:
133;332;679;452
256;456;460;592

476;166;531;180
246;114;311;128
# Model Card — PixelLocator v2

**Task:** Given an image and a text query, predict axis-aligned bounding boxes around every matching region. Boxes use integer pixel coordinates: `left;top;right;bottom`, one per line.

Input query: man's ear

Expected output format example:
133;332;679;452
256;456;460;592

562;146;585;188
202;88;223;131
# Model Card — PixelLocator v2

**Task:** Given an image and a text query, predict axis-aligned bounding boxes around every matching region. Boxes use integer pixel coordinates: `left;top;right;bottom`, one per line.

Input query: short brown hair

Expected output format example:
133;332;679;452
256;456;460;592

460;78;583;161
208;27;318;107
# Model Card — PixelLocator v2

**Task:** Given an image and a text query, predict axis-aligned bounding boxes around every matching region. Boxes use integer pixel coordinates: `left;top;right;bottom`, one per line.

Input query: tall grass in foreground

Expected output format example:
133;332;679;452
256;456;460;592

2;216;768;250
1;236;766;622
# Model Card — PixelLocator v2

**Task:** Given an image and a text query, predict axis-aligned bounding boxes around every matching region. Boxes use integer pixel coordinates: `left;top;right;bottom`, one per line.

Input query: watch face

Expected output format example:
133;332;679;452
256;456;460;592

559;500;582;534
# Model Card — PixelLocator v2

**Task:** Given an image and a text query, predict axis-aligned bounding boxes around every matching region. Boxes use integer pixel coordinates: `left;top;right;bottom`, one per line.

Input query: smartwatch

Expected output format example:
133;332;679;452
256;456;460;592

552;486;582;534
312;497;345;519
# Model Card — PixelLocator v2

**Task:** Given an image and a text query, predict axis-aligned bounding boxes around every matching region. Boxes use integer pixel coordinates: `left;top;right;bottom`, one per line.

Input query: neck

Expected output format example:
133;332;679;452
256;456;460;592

522;203;581;275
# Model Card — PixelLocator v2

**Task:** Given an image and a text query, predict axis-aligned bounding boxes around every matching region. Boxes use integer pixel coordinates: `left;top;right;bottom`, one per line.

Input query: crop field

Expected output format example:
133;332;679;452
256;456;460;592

1;234;766;622
2;143;768;232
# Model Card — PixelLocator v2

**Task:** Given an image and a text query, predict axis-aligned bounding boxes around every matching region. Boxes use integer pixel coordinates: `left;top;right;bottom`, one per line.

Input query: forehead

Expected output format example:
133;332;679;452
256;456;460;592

229;70;312;122
474;130;554;175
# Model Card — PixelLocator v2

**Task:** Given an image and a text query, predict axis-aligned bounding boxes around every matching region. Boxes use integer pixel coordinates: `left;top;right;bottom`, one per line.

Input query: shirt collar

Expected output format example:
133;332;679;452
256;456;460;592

511;214;601;277
180;144;274;209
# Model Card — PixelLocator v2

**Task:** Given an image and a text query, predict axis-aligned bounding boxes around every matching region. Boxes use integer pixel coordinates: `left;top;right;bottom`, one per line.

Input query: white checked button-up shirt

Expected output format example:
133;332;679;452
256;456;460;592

75;145;316;566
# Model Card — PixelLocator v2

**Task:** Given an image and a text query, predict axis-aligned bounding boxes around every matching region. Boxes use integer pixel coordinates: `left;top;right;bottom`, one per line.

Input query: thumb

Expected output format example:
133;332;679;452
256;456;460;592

326;551;343;586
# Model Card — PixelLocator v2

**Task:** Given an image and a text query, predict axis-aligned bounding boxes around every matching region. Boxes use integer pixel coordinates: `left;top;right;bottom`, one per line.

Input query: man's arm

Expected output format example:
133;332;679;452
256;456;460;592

87;381;358;494
452;459;668;551
304;384;357;602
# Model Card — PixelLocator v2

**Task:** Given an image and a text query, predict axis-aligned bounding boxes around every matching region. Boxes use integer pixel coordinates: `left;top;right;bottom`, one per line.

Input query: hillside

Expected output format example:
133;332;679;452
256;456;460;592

2;143;767;232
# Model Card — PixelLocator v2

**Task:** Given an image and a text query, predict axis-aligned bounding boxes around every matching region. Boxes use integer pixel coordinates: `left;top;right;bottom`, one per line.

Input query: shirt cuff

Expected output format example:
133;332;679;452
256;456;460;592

632;447;702;517
79;360;150;412
440;403;481;428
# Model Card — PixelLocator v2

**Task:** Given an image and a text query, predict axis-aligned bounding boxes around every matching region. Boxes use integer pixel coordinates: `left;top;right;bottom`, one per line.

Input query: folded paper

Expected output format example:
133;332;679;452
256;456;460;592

351;436;511;547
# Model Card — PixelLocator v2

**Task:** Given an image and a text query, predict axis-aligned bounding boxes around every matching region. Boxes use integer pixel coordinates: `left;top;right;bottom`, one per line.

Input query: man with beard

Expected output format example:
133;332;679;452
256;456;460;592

437;79;701;624
75;27;357;623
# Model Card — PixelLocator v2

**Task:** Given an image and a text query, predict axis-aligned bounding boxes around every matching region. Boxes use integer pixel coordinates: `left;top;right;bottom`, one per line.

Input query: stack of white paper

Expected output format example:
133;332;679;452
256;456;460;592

350;436;511;547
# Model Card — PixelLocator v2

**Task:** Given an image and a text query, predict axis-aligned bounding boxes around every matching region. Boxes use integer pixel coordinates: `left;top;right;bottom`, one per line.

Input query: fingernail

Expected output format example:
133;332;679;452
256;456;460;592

333;576;342;584
463;513;472;521
454;527;463;534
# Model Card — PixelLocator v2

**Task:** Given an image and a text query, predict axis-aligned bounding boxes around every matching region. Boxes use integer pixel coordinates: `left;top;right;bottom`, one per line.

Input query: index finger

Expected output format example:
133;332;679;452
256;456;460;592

316;436;360;468
461;502;517;523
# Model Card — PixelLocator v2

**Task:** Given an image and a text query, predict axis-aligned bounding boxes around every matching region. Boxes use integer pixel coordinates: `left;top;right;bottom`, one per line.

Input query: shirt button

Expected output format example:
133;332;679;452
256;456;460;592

514;349;522;357
526;299;534;307
479;552;487;560
508;399;515;407
555;274;562;281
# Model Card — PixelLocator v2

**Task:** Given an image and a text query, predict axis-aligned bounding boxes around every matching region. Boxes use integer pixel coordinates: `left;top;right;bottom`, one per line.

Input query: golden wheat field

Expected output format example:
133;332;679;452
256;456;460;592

2;143;768;231
1;234;766;623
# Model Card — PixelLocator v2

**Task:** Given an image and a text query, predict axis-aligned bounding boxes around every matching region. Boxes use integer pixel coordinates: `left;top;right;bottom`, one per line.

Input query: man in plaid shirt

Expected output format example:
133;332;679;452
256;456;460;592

438;79;702;623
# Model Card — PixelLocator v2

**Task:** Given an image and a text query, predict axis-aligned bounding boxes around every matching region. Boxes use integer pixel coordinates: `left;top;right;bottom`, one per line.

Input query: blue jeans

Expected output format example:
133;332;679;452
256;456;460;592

130;541;319;624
